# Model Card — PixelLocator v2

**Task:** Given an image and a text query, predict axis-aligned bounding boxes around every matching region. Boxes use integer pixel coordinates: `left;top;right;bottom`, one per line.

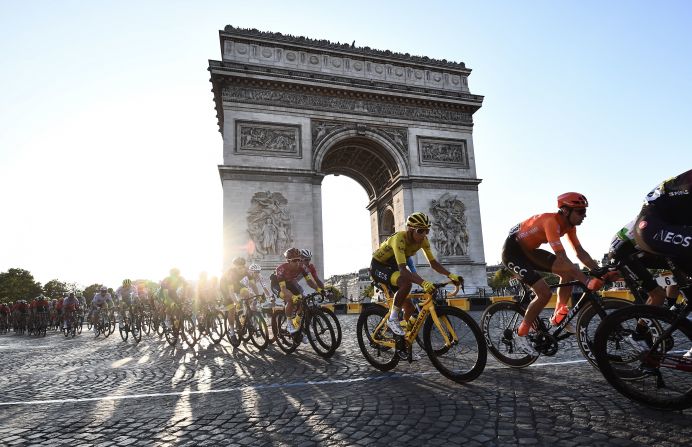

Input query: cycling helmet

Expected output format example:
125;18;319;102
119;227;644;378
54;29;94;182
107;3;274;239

406;212;431;229
170;268;180;276
122;279;132;286
232;257;246;267
100;286;107;292
557;192;588;209
248;263;261;272
283;247;301;260
299;248;312;260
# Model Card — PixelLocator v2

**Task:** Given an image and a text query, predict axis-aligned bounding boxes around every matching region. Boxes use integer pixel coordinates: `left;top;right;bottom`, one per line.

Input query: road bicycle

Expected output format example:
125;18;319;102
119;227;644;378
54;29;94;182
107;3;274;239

481;267;633;369
357;282;487;384
229;294;270;350
272;292;338;358
593;260;692;410
118;298;142;343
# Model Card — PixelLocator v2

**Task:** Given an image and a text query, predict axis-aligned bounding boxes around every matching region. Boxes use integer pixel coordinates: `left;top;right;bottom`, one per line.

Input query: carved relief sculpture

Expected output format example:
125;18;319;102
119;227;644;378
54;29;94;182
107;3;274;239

418;137;469;167
429;193;469;257
246;191;293;256
236;122;300;157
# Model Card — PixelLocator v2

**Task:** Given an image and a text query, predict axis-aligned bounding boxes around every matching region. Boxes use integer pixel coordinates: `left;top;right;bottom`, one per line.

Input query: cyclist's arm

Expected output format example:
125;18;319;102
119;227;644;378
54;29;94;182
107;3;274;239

302;274;322;292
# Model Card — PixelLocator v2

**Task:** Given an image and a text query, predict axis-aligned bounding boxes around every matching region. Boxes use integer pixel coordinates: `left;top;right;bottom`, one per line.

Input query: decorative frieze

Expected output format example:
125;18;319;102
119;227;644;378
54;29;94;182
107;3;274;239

223;85;472;125
417;137;469;168
236;121;301;158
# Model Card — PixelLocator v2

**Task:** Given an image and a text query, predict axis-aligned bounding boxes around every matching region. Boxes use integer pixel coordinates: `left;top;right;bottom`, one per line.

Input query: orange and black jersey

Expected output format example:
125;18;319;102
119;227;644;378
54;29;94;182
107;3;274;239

372;231;435;266
509;213;581;253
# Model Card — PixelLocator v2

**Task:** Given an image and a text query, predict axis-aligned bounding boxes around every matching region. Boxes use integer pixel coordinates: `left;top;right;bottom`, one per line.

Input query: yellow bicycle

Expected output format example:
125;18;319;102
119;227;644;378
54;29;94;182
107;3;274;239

356;282;487;384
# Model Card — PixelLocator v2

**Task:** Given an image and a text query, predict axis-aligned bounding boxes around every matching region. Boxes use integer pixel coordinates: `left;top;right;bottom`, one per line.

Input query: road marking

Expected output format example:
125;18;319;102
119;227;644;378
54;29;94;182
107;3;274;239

0;359;587;407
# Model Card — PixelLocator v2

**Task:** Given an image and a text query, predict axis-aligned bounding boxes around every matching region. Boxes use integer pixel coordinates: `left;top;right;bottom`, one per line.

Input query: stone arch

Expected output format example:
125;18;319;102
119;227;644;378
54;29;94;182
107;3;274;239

314;129;407;201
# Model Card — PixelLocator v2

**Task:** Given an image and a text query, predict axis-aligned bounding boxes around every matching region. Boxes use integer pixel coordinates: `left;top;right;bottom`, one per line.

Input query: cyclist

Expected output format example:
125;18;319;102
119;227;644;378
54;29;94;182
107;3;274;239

90;287;113;328
299;249;326;291
160;268;187;327
370;211;463;337
242;263;272;300
632;168;692;357
608;219;679;307
62;292;80;330
220;258;250;339
116;279;139;324
271;248;324;334
501;193;604;355
76;291;87;310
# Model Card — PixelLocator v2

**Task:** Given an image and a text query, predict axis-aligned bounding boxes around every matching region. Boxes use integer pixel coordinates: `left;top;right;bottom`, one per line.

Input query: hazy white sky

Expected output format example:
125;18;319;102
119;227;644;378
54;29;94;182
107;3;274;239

1;1;691;289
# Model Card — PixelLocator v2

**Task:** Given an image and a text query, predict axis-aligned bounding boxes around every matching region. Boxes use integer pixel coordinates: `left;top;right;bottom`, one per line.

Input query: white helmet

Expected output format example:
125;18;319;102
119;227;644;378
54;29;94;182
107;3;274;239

299;248;312;260
248;263;262;272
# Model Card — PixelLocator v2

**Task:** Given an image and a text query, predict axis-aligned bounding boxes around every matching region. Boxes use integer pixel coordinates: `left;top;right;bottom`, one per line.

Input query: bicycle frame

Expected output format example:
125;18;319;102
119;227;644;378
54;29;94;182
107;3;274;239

372;283;460;350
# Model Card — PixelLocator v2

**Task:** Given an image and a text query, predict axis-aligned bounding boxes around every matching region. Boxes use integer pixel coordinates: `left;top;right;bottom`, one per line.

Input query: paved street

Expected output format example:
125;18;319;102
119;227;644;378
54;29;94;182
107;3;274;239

1;312;690;446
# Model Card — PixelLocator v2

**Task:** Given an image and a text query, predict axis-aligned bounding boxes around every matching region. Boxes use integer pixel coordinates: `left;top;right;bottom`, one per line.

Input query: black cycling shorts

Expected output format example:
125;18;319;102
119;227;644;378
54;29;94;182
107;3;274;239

501;235;556;286
370;258;400;291
609;239;665;292
269;274;303;299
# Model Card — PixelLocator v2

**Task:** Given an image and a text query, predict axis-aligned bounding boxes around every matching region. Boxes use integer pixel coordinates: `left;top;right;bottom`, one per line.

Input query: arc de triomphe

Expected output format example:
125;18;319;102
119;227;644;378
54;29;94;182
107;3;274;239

209;26;488;290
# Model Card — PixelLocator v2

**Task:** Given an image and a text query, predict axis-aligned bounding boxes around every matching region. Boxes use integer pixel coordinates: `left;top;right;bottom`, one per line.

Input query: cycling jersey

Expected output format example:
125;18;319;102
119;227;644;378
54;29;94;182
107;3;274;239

92;293;112;307
274;262;311;283
115;285;139;304
635;169;692;260
372;231;435;267
509;213;581;253
63;296;79;312
222;267;250;296
0;304;9;314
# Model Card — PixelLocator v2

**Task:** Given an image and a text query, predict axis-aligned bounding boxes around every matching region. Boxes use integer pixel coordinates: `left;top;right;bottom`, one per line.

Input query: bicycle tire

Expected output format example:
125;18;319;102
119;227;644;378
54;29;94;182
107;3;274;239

119;319;129;342
225;313;241;348
209;311;225;345
594;305;692;411
480;301;539;368
249;314;269;350
307;309;337;358
132;315;142;343
164;320;179;347
356;304;400;371
575;298;632;368
424;306;487;383
271;310;298;354
321;307;342;349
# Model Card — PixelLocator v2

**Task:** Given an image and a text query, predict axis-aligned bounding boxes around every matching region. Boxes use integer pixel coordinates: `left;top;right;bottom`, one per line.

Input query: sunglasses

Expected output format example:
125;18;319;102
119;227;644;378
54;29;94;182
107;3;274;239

574;209;587;216
414;228;430;235
288;258;302;263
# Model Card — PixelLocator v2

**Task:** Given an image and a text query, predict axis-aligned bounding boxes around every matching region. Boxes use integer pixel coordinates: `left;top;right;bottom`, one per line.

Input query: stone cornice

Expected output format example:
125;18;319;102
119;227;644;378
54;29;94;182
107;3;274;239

218;165;324;185
209;60;484;104
221;26;469;72
209;75;476;133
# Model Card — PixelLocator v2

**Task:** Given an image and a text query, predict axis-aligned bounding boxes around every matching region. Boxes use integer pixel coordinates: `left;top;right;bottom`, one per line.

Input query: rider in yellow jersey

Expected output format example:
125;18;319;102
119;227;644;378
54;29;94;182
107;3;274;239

370;212;463;336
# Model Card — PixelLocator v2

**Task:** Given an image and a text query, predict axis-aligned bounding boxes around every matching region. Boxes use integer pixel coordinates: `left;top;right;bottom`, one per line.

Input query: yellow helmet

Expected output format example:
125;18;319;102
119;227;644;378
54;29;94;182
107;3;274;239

406;212;431;229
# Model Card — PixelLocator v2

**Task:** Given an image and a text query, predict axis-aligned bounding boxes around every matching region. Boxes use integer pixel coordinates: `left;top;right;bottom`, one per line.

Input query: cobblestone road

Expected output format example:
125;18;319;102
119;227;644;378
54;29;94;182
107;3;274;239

1;312;691;446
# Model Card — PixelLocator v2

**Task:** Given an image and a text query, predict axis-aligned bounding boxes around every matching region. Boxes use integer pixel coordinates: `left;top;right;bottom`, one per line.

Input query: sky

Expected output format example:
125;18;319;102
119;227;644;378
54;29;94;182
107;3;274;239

1;0;691;289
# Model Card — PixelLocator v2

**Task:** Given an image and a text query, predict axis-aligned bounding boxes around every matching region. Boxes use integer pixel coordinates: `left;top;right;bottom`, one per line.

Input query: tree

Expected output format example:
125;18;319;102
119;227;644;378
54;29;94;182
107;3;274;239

0;268;42;303
363;283;374;299
489;268;511;290
83;283;105;305
43;279;69;298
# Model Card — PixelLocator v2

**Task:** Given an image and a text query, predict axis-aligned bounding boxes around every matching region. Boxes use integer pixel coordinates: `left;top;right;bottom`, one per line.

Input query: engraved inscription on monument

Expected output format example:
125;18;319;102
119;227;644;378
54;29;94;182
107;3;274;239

417;137;469;168
236;121;301;157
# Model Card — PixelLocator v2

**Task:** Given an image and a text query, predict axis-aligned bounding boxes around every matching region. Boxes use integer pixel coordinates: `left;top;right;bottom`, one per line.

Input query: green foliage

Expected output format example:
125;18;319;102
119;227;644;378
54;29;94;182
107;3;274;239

0;268;43;302
363;283;374;298
489;268;511;290
43;279;69;299
325;285;343;300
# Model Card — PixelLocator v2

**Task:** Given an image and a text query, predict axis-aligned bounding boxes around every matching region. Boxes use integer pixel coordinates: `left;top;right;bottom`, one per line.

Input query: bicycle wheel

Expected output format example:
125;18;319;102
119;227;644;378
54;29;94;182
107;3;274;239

181;315;197;348
321;307;342;349
164;319;179;347
594;305;692;411
119;318;129;342
131;315;142;343
306;309;337;358
424;306;487;383
480;301;539;368
77;316;83;335
249;314;269;350
271;310;298;354
575;298;631;368
209;311;225;345
356;304;400;371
